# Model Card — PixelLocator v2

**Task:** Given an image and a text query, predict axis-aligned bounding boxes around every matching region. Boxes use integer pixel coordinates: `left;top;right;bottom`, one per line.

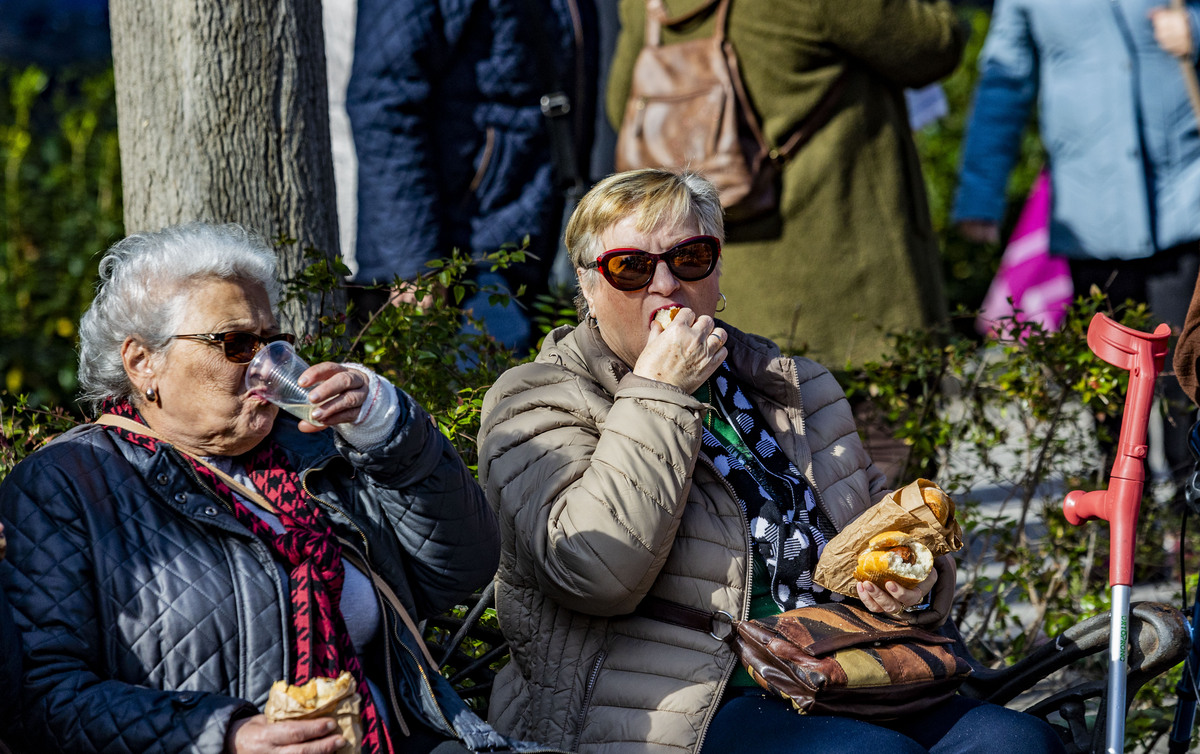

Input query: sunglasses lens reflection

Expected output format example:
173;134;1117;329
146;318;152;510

608;254;657;289
599;238;718;291
224;333;262;363
670;241;716;280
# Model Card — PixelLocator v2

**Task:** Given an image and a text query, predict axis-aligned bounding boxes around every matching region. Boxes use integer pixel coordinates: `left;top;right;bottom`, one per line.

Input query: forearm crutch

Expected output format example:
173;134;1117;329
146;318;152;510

1063;313;1170;754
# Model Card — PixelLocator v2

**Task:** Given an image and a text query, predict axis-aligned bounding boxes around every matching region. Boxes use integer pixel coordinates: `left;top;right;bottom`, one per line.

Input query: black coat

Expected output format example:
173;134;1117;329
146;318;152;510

0;389;501;753
0;583;19;735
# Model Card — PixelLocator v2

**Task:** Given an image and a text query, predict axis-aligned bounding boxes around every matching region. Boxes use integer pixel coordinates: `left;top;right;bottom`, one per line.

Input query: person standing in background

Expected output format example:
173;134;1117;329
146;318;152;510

347;0;597;353
606;0;964;371
324;0;359;276
954;0;1200;499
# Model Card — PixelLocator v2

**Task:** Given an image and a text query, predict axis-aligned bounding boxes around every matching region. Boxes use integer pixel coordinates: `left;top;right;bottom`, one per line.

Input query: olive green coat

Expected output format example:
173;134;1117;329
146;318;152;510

607;0;965;367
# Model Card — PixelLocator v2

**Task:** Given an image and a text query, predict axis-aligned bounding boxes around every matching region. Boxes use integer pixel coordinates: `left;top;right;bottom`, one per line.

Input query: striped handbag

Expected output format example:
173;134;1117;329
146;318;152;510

638;598;972;720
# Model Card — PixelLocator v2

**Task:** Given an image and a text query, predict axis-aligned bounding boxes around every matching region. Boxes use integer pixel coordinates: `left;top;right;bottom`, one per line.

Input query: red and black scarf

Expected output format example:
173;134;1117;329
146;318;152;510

104;401;394;753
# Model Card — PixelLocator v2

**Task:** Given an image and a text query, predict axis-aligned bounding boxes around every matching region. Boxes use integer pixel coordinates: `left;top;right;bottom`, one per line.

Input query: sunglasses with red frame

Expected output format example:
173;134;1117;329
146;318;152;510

589;235;721;291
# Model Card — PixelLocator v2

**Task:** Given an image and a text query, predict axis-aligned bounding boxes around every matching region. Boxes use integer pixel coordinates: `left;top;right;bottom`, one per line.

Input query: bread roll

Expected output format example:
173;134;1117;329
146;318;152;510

265;672;362;753
920;483;953;525
853;530;934;589
654;307;681;327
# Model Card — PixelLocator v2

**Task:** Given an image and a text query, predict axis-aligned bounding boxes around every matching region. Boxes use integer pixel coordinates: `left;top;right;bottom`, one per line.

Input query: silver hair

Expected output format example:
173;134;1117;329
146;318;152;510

564;169;724;319
77;222;280;412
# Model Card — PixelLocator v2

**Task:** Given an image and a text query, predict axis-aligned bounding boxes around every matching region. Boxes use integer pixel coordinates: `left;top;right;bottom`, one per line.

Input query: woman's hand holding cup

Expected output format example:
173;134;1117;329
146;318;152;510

297;363;369;432
244;342;369;433
633;308;727;394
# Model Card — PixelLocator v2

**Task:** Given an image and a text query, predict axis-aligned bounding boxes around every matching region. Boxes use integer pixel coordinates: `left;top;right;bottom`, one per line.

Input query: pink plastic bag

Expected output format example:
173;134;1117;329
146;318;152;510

975;171;1073;339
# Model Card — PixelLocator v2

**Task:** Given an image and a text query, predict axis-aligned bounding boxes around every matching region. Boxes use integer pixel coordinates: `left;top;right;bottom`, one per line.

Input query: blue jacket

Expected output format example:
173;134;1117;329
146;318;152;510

0;581;18;735
0;392;528;753
347;0;596;292
953;0;1200;259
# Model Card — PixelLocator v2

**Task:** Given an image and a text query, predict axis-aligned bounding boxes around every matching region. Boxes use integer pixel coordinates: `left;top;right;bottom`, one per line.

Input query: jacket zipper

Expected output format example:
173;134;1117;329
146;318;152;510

297;462;424;735
570;648;608;752
692;452;753;754
311;489;455;736
300;468;370;560
777;360;837;526
394;629;456;733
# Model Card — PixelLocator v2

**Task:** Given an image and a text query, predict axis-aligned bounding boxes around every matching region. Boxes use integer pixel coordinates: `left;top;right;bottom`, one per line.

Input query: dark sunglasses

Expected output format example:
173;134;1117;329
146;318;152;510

591;235;721;291
170;331;296;364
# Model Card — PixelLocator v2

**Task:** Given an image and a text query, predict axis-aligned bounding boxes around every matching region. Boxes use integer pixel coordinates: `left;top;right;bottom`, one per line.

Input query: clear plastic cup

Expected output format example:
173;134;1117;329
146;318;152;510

243;341;325;424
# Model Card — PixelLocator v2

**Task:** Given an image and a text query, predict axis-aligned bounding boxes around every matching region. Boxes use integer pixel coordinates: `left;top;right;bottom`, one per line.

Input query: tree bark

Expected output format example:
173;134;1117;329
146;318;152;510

109;0;342;335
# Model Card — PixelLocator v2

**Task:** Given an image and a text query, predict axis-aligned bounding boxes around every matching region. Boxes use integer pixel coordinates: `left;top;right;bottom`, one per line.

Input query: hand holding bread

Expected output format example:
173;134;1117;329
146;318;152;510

854;531;935;589
634;306;727;393
852;483;953;589
262;672;362;754
813;479;963;604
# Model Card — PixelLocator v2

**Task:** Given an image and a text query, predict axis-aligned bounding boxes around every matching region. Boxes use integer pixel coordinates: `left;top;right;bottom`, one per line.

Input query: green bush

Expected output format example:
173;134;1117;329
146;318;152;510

0;12;1193;747
845;294;1190;750
283;243;542;470
2;262;1190;750
0;64;123;410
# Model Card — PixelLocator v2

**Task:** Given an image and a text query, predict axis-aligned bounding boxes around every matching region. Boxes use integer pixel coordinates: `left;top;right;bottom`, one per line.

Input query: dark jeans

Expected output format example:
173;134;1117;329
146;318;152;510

1068;243;1200;502
702;688;1065;754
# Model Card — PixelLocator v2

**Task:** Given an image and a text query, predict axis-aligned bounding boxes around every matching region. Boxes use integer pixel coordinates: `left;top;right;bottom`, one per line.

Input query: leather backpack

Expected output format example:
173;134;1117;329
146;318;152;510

615;0;846;222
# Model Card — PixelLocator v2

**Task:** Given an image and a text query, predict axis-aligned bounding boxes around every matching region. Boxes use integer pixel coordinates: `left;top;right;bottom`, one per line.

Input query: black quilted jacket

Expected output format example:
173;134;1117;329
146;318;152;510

0;390;500;753
0;583;19;735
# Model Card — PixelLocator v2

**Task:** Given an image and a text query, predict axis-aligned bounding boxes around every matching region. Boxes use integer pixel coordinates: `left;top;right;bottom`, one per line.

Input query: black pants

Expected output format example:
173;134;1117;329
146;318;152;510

1068;242;1200;503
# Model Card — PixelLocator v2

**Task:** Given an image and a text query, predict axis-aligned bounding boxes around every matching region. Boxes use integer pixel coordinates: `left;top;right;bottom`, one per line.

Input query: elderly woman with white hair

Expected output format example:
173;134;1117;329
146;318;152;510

0;223;538;754
477;169;1065;754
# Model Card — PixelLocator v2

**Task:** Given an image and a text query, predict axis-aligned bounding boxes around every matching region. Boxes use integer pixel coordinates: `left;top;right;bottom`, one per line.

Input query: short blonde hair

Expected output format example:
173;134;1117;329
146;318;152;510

566;169;724;287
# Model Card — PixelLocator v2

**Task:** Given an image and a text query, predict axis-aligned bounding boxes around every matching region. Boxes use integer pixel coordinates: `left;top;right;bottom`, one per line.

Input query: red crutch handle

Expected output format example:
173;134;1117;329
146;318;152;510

1063;313;1170;586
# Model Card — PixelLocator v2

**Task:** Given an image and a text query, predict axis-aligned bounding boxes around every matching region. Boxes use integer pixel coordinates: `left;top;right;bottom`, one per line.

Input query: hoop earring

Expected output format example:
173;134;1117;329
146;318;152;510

715;293;727;313
145;386;157;403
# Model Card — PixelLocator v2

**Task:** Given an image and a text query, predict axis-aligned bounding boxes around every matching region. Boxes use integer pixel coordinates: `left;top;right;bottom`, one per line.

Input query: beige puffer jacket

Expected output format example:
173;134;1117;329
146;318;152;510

477;322;889;753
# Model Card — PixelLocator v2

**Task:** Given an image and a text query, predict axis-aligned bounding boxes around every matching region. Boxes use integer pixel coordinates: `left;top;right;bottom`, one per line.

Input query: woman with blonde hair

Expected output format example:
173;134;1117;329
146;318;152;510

477;169;1063;753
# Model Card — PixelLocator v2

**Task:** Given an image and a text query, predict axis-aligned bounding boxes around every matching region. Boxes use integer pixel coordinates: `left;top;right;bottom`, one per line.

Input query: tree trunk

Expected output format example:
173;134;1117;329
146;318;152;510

109;0;342;335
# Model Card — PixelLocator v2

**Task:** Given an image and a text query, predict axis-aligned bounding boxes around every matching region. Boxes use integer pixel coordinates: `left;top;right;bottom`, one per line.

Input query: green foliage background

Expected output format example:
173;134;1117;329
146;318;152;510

1;8;1196;751
0;64;122;409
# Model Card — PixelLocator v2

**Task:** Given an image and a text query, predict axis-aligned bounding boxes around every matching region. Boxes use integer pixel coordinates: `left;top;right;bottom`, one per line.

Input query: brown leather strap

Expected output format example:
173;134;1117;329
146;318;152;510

774;67;851;162
640;0;848;161
340;543;438;670
645;0;666;46
657;0;720;30
96;413;281;513
634;595;718;633
646;0;728;45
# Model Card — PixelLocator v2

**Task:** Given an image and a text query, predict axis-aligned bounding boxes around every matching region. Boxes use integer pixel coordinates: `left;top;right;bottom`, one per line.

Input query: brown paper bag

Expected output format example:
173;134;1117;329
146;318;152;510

264;672;363;754
814;479;964;598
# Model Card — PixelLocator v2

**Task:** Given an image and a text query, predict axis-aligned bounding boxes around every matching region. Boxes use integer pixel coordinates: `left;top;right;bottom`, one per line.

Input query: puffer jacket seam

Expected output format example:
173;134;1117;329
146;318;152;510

483;323;880;754
571;482;664;553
